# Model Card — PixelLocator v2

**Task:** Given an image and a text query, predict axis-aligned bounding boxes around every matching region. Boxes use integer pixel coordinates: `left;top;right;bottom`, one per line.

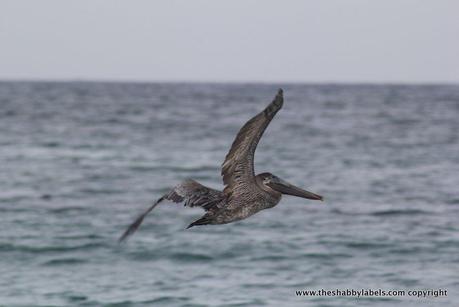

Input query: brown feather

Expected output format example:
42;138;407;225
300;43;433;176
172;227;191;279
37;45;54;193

221;89;284;202
118;180;224;242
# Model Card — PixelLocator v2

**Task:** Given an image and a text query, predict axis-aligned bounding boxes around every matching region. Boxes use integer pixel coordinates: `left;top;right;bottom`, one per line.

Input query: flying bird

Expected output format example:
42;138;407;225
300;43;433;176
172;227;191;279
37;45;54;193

119;89;323;242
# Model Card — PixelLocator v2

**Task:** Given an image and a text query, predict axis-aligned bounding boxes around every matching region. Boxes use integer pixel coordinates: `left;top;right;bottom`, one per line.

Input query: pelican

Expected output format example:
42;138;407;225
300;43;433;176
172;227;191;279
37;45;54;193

119;89;323;242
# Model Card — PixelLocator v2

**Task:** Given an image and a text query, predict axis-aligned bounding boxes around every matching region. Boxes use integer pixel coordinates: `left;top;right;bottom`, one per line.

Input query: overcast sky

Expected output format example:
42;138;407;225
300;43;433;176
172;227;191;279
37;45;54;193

1;0;458;83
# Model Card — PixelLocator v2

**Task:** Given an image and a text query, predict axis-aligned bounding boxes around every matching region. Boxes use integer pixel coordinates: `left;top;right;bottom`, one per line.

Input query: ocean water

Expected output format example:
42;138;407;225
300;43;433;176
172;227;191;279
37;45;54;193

0;82;458;307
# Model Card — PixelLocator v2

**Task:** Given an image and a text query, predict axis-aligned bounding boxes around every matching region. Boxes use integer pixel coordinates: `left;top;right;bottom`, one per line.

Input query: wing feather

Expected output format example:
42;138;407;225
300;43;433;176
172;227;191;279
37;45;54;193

221;89;284;200
165;179;224;211
119;179;224;242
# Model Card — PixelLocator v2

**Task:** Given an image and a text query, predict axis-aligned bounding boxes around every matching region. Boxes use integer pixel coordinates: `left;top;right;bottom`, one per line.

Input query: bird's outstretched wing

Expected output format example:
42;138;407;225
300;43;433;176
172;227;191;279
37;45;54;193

118;179;224;242
221;89;284;201
164;179;224;210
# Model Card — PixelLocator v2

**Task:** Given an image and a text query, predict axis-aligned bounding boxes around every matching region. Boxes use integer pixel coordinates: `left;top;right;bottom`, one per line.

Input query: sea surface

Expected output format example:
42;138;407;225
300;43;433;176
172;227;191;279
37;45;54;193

0;82;458;307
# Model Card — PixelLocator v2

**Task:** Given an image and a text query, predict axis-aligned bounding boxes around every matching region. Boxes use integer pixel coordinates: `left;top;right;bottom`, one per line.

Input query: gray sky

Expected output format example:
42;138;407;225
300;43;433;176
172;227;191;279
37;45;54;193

1;0;458;83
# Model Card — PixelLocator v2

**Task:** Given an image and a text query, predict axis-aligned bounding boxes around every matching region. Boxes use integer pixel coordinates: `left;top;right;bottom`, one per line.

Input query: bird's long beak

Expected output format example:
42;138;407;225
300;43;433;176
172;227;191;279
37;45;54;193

268;178;323;201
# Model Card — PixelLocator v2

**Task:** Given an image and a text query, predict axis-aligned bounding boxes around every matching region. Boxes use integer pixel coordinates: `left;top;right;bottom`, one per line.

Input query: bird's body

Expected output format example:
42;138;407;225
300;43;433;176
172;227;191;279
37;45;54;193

119;89;323;242
174;176;282;228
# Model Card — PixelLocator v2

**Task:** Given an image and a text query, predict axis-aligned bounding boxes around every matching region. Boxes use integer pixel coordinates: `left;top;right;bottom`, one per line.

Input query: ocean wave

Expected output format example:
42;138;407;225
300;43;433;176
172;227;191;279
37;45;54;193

42;258;87;266
370;209;430;216
0;242;107;253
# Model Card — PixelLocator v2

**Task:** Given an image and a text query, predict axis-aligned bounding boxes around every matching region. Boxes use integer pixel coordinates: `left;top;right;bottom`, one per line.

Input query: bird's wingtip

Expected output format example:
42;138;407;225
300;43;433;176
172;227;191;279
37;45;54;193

272;88;284;109
275;89;283;101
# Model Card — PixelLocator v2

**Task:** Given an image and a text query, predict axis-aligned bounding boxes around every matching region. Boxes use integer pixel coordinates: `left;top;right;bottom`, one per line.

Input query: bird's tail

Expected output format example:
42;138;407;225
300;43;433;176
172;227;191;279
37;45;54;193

118;197;164;243
186;215;212;229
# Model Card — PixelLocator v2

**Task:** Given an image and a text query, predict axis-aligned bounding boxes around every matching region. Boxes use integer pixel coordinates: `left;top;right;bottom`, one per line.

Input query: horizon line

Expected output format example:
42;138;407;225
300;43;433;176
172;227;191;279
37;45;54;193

0;78;458;87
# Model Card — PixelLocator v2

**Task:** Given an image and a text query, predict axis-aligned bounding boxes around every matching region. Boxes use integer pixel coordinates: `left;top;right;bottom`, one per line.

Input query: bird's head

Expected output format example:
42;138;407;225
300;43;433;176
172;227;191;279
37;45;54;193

257;172;323;201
